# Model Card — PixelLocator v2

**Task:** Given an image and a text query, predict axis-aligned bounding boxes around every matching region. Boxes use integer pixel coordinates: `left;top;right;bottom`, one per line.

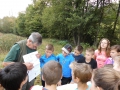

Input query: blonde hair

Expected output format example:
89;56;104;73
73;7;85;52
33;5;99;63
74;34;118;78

86;47;95;55
42;61;62;85
46;44;54;52
70;62;92;83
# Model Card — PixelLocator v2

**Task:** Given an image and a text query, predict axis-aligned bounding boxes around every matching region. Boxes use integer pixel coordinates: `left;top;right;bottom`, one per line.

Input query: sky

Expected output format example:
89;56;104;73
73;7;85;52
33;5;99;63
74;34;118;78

0;0;33;18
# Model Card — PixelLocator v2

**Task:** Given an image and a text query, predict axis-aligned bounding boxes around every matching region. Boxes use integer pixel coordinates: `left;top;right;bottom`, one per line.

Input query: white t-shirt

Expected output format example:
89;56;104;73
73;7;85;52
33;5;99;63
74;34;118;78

30;85;43;90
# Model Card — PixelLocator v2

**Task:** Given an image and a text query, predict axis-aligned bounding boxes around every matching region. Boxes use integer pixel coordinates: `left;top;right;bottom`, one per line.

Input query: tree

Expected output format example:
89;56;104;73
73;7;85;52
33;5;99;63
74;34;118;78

0;16;16;33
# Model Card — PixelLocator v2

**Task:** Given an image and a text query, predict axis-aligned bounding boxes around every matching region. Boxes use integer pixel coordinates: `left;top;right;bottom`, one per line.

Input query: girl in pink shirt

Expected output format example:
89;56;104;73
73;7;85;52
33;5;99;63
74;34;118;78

94;38;110;68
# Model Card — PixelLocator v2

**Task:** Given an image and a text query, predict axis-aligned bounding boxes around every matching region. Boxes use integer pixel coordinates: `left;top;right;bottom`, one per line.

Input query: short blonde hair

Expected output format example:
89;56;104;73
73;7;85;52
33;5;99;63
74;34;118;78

70;61;92;83
42;60;62;85
86;47;95;55
46;44;54;51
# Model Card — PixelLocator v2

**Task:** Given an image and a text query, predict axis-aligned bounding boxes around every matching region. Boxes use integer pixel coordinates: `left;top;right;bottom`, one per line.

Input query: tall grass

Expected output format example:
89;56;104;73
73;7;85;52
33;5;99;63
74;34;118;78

0;33;25;53
0;33;25;68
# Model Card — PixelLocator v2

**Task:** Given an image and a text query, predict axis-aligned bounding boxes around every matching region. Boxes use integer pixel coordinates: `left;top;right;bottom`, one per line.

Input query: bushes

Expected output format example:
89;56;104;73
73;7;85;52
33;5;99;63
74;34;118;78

0;33;24;53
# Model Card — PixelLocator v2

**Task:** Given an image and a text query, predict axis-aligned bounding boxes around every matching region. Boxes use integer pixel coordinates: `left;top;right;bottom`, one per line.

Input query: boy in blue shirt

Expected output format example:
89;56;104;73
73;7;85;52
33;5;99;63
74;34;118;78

72;45;85;63
40;44;57;86
56;44;74;85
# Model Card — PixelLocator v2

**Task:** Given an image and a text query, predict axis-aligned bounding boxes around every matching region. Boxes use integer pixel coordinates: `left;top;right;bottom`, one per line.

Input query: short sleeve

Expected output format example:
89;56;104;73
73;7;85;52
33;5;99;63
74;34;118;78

70;55;75;63
56;54;60;62
94;50;98;56
92;59;97;69
3;44;20;62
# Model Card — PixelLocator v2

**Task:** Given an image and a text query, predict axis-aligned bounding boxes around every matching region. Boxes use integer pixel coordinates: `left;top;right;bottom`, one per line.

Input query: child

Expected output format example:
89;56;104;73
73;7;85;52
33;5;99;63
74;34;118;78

72;45;85;63
105;45;120;64
40;44;57;86
113;56;120;72
0;69;4;90
94;38;110;68
70;62;92;90
90;66;120;90
56;44;74;85
30;60;62;90
84;47;97;70
0;63;28;90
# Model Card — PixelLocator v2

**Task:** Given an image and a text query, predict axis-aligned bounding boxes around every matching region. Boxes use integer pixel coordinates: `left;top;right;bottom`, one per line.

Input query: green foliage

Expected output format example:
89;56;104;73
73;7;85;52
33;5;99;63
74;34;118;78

80;43;90;50
0;0;120;46
49;39;68;46
0;16;16;33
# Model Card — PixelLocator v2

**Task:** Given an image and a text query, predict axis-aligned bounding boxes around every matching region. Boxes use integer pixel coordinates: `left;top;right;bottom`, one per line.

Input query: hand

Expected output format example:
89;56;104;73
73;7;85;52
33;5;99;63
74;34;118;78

24;62;34;70
36;53;41;58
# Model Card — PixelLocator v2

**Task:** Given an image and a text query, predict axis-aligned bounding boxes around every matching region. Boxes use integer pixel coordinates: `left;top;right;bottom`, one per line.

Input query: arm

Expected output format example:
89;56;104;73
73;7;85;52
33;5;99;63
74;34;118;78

94;50;98;60
2;44;20;67
92;59;97;70
2;62;33;70
2;62;15;67
56;54;60;62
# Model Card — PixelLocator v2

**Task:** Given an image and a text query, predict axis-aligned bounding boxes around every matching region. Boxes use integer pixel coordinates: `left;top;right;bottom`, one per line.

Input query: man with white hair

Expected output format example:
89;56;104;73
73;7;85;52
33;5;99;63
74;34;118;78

2;32;42;90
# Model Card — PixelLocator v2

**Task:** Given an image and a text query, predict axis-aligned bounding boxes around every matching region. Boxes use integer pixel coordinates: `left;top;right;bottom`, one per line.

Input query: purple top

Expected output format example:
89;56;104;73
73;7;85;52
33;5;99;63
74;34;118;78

105;58;114;64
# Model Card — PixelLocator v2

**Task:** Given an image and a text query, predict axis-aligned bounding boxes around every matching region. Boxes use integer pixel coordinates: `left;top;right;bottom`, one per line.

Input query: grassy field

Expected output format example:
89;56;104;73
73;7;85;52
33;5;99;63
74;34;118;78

0;32;67;85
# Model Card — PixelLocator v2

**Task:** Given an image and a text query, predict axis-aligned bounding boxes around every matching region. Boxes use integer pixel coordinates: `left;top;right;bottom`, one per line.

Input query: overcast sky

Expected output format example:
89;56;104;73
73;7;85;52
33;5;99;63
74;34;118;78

0;0;32;18
0;0;119;19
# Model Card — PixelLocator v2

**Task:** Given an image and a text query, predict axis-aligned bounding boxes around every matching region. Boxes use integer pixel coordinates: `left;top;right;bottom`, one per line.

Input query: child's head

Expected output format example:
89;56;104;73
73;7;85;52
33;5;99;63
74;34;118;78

74;45;83;56
45;44;54;57
91;66;120;90
113;56;120;70
85;47;94;60
98;38;110;56
70;62;92;84
0;63;28;90
0;69;4;90
42;60;62;86
110;45;120;58
62;44;72;56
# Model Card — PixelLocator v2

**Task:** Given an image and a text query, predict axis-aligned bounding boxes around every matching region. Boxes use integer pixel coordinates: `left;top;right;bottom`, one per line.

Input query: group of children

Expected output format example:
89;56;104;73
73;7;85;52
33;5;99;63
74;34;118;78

40;43;97;87
0;38;120;90
35;37;120;90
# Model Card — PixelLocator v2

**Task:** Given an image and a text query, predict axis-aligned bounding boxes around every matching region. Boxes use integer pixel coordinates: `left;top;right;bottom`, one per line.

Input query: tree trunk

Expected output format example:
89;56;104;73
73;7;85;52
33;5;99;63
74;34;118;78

112;0;120;35
77;35;80;45
94;0;105;46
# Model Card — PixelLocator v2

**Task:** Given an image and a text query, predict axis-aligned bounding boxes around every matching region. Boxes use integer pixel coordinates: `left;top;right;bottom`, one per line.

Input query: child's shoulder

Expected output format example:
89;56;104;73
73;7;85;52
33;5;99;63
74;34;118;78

51;54;56;57
95;49;99;53
106;57;112;60
91;58;97;63
57;53;63;56
40;54;46;59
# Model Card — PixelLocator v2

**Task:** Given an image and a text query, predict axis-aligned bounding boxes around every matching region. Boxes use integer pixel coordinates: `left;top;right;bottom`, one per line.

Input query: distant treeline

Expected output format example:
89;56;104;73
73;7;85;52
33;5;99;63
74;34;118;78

0;0;120;46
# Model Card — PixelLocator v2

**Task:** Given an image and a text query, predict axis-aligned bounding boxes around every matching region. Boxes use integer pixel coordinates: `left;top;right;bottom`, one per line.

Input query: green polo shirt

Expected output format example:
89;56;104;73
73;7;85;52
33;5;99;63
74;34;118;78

4;41;36;63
